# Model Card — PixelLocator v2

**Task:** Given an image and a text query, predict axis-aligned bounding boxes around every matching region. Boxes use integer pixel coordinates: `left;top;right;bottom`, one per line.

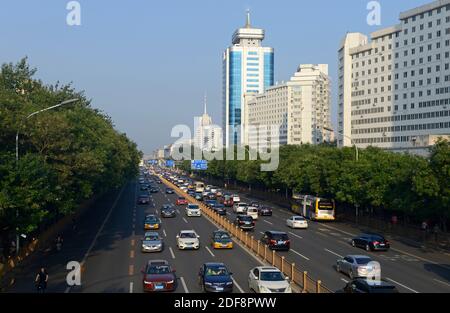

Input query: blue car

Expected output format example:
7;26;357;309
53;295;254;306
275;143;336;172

204;200;217;208
198;263;233;293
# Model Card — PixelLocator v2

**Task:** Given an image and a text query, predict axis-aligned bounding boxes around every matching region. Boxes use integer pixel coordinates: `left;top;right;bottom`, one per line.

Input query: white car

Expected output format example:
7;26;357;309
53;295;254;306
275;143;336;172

233;202;248;214
246;207;259;220
232;195;241;203
186;204;201;217
248;267;292;293
286;216;308;229
180;186;188;192
176;230;200;250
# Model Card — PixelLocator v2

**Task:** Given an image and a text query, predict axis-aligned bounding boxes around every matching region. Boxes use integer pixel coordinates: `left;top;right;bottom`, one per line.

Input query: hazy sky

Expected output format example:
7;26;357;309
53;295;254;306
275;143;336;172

0;0;432;154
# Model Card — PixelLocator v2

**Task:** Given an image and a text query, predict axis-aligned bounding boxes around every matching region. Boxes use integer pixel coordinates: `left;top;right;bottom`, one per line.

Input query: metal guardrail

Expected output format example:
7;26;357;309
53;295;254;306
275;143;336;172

160;176;333;293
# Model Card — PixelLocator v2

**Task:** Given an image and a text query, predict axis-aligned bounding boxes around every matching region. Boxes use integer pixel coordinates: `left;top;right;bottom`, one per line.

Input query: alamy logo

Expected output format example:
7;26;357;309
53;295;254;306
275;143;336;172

66;1;81;26
66;261;81;286
367;1;381;26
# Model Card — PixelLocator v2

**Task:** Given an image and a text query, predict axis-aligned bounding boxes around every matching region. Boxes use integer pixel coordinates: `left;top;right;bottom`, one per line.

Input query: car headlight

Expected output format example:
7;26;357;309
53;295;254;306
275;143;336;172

226;282;233;285
205;282;212;286
166;280;174;284
259;286;270;293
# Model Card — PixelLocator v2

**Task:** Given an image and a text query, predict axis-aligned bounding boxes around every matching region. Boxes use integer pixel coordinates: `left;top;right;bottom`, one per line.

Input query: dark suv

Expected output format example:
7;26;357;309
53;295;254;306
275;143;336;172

261;231;290;251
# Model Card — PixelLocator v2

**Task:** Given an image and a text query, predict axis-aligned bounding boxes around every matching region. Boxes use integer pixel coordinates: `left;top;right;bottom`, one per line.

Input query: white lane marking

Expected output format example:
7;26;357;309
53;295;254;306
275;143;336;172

176;209;180;214
262;220;273;225
205;246;215;257
169;247;176;259
288;232;303;239
324;248;343;258
316;231;328;237
259;232;265;235
65;185;126;293
320;223;356;237
163;229;167;237
129;282;134;293
385;277;419;293
231;277;244;293
290;249;310;261
180;277;189;293
433;278;450;288
390;248;450;271
182;217;188;223
341;278;349;283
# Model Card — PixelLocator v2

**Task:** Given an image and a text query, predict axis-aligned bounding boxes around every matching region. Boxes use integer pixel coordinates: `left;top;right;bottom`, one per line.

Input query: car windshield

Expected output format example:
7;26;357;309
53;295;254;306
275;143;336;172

260;271;284;281
144;235;159;241
145;217;158;223
188;205;199;209
214;204;224;208
293;217;304;221
179;197;185;200
239;216;252;221
214;233;230;240
147;265;171;275
369;235;385;241
205;266;229;276
180;232;197;238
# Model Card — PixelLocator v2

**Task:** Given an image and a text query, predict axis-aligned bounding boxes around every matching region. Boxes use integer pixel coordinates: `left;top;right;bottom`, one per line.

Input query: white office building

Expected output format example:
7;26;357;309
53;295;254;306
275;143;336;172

245;64;332;149
223;11;274;147
194;96;223;152
338;0;450;154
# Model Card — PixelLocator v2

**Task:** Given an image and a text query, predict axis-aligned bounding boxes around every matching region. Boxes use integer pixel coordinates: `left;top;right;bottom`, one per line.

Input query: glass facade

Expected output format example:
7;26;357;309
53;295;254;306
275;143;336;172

264;52;274;90
229;51;242;145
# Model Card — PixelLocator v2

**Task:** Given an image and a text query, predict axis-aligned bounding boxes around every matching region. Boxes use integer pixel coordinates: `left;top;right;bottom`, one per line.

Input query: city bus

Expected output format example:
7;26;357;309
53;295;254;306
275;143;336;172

291;194;335;221
194;181;205;193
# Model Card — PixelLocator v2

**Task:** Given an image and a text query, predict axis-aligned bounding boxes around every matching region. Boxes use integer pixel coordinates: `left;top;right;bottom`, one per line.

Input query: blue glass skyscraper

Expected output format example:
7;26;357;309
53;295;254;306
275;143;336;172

222;11;274;147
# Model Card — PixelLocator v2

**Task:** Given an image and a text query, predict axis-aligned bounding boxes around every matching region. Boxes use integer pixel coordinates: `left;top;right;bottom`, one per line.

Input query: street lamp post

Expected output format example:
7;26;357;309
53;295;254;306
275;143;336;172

14;98;79;255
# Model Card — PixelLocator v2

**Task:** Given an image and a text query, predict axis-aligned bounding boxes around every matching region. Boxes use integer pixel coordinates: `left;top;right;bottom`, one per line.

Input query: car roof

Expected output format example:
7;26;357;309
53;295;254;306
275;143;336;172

345;255;371;259
147;259;169;266
257;266;280;272
266;231;288;235
204;262;226;267
213;230;229;235
145;214;158;218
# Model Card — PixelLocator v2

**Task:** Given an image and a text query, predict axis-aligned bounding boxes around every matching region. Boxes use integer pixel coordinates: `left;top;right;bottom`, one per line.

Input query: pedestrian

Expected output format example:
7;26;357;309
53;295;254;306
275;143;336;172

35;267;48;293
9;240;16;256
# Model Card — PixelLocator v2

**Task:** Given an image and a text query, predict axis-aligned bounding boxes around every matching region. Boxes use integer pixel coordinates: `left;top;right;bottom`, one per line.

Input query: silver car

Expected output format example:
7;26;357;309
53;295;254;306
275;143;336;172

141;232;164;252
336;255;381;279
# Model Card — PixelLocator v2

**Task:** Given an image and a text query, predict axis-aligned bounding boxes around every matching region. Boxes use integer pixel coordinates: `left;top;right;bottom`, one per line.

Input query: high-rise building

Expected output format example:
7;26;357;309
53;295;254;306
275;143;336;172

223;11;274;147
338;0;450;155
194;94;223;151
245;64;332;149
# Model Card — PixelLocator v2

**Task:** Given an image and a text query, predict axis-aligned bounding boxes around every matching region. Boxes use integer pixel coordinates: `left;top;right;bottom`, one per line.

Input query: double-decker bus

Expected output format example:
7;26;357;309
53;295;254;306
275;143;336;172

291;194;335;221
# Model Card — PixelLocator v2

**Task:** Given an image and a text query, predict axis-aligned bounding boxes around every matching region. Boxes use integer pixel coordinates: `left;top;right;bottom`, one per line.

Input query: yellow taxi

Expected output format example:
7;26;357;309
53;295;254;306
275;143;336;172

144;215;161;230
211;230;233;249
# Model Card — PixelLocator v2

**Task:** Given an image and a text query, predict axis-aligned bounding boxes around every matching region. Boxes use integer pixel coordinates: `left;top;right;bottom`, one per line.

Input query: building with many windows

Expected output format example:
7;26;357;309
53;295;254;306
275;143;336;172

223;11;274;147
245;64;332;150
194;95;223;152
338;0;450;154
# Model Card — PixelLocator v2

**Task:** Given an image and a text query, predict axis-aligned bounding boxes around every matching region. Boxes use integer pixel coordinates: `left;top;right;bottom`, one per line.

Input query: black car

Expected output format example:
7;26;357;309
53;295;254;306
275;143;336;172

212;204;227;216
187;190;196;196
150;187;159;193
261;231;290;251
138;194;150;205
194;192;203;200
250;202;260;208
351;233;390;251
156;180;162;184
258;206;272;216
165;188;174;194
198;263;233;293
341;278;399;293
204;200;217;208
233;215;255;231
161;205;176;218
140;185;149;191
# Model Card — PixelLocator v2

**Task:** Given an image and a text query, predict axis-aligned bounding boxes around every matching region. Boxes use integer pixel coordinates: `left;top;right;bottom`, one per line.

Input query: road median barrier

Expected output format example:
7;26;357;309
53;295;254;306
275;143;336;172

160;175;334;293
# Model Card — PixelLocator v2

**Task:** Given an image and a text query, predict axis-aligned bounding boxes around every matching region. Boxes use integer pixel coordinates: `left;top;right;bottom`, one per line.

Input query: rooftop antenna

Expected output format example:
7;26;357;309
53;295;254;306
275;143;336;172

203;91;207;115
245;9;251;28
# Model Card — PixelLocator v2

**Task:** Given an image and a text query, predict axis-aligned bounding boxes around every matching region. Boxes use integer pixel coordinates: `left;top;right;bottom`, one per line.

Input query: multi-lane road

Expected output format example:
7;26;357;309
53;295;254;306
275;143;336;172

6;174;450;293
215;185;450;293
7;178;269;293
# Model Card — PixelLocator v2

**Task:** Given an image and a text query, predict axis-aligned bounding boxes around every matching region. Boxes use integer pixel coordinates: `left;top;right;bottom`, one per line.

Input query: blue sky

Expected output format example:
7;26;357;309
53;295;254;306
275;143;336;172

0;0;432;154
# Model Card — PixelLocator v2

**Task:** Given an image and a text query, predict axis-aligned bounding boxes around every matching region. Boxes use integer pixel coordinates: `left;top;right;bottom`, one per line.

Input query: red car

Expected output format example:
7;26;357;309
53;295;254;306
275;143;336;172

176;197;188;205
222;195;234;207
142;260;177;292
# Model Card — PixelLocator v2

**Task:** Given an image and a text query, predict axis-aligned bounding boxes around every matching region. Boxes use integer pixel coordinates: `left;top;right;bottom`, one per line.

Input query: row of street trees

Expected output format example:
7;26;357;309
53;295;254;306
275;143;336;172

179;142;449;231
0;58;142;252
